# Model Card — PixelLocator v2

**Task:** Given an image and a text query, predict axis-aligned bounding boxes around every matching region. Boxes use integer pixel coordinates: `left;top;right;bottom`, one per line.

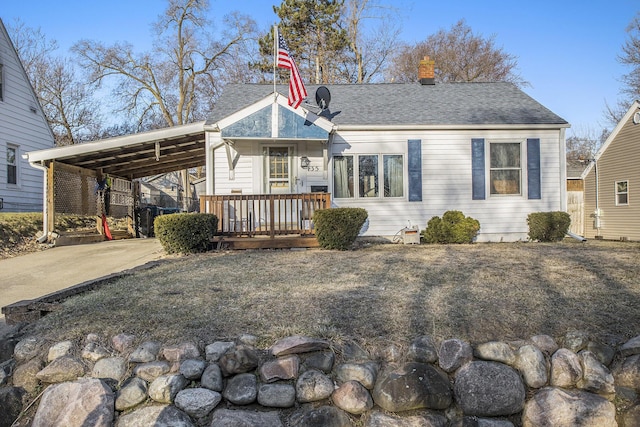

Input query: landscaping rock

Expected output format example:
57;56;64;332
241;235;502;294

365;410;447;427
289;405;351;427
47;340;74;362
620;334;640;357
134;360;171;382
563;330;590;353
179;358;207;380
116;404;194;427
474;341;516;365
439;338;473;372
162;342;200;362
522;387;616;427
271;335;330;357
381;343;403;362
340;340;370;361
613;353;640;389
148;373;189;403
332;380;373;414
372;362;452;412
454;361;525;416
296;369;335;403
201;362;224;391
174;387;222;418
11;357;43;393
515;344;548;388
258;383;297;408
205;341;234;362
587;341;615;366
301;350;335;373
219;344;259;376
260;354;299;382
577;350;614;396
530;334;558;355
223;372;258;405
115;377;148;411
0;359;15;386
32;378;114;427
129;341;161;363
620;404;640;427
551;348;583;387
0;387;24;427
81;341;110;362
407;335;438;364
36;356;85;383
14;337;43;362
463;417;515;427
92;356;127;382
334;361;378;389
112;333;136;353
210;408;283;426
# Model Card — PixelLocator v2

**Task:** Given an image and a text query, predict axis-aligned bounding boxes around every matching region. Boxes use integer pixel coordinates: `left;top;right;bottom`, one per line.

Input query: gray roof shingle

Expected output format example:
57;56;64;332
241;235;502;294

206;82;568;127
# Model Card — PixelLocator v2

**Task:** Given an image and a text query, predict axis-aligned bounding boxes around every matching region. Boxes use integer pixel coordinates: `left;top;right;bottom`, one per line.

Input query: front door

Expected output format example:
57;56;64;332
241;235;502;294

265;146;294;194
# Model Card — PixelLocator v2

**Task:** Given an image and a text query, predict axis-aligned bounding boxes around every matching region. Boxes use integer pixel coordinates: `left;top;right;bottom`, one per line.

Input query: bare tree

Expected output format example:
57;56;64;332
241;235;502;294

388;20;526;86
8;19;102;145
72;0;257;128
566;125;609;161
339;0;401;83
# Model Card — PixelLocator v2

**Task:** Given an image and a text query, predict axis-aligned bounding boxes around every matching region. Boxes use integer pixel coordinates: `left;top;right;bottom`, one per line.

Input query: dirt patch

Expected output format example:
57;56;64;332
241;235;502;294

20;239;640;354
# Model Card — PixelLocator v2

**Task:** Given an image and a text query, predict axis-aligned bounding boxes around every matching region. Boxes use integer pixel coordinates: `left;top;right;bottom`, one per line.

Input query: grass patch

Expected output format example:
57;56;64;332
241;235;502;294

25;240;640;353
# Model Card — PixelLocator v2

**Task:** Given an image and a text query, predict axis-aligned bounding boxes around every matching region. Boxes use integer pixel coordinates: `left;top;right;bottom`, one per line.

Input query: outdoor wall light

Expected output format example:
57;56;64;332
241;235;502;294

300;156;311;169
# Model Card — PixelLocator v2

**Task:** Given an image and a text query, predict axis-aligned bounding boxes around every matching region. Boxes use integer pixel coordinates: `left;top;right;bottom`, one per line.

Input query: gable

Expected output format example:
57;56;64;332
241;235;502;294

217;94;332;141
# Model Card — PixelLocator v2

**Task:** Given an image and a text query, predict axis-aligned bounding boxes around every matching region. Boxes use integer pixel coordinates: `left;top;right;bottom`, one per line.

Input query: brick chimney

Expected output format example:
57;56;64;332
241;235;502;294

418;56;435;85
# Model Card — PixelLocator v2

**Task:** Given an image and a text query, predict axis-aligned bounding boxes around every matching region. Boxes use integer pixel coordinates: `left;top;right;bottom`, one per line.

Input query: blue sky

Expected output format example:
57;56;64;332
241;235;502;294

1;0;638;137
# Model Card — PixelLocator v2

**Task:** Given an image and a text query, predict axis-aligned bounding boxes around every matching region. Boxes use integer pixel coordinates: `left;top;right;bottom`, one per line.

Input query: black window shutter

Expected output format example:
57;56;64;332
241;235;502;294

527;138;541;199
408;139;422;201
471;138;485;200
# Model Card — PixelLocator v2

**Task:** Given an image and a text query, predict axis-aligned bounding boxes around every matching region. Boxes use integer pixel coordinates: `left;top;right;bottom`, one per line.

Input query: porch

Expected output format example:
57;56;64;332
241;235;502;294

199;192;331;249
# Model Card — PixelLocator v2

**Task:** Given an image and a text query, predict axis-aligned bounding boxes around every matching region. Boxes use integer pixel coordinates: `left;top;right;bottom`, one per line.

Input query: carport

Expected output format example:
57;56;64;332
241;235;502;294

23;122;207;242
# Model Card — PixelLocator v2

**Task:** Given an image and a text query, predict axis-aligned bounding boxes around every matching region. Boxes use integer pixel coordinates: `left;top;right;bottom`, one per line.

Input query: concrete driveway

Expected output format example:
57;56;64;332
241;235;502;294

0;238;165;322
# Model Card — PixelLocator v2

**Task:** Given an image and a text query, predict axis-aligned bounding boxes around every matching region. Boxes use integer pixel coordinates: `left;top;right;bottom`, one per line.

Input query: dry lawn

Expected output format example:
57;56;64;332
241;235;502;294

26;239;640;353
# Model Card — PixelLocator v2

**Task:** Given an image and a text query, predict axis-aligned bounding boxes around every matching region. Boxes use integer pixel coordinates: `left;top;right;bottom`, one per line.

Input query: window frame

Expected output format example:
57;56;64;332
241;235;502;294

7;144;18;186
488;141;523;197
333;153;405;200
615;180;629;206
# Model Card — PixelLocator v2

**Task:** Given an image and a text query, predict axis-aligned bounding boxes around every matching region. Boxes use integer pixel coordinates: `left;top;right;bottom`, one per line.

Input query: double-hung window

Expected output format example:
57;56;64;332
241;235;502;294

333;154;404;199
616;180;629;206
7;145;17;185
489;142;521;195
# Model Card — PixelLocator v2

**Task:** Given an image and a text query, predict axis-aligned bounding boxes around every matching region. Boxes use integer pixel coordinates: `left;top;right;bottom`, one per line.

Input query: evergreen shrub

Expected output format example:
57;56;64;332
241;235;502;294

527;211;571;242
422;210;480;244
154;213;218;254
313;208;368;250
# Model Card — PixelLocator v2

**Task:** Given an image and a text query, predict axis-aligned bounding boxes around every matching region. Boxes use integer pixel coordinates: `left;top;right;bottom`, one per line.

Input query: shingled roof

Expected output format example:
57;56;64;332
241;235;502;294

206;82;568;128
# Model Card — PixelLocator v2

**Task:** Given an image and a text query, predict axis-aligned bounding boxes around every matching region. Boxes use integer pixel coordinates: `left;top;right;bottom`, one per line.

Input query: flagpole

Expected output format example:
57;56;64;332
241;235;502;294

273;25;277;99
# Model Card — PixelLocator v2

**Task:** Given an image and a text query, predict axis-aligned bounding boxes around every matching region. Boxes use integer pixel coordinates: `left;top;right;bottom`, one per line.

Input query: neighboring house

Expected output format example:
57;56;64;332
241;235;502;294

582;101;640;241
566;159;589;236
204;64;569;242
139;172;199;210
0;18;55;212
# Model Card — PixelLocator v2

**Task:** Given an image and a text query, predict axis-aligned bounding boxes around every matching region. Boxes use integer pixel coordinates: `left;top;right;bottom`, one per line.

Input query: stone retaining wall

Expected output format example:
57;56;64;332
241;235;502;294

1;330;640;426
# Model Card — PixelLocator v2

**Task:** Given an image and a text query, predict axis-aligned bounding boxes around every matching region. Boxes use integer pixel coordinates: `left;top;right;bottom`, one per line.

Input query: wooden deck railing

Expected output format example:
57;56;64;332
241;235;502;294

200;193;331;238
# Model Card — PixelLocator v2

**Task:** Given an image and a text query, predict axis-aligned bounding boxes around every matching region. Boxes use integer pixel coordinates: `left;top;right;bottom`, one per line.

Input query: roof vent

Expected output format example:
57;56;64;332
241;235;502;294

418;56;435;85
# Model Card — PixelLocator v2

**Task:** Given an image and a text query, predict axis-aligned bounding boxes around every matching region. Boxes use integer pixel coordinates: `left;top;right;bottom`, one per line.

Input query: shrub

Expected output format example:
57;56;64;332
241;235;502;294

527;211;571;242
313;208;368;250
154;213;218;254
422;210;480;244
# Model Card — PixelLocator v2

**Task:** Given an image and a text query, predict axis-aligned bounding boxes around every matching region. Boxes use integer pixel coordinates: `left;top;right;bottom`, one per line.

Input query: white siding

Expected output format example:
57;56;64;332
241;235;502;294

0;21;54;212
331;129;564;242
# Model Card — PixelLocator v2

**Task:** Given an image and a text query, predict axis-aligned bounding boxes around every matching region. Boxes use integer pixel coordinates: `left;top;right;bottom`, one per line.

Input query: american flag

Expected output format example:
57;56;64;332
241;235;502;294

277;30;307;109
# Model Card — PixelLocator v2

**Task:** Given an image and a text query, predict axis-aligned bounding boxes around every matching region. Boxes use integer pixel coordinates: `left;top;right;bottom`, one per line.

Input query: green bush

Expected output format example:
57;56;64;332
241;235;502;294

422;210;480;244
154;213;218;254
527;211;571;242
313;208;368;250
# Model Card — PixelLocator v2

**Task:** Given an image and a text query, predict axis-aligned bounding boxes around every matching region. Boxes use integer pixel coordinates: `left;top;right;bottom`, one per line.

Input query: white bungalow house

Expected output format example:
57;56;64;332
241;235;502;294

0;18;55;212
203;76;569;242
24;60;569;245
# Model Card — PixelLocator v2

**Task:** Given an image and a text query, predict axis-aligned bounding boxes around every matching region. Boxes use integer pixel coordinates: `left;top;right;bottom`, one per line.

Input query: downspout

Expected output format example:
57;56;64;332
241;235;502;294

29;160;49;243
594;158;601;237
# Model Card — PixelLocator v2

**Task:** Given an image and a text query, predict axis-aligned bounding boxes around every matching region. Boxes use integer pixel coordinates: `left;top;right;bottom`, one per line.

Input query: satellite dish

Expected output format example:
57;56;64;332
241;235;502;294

315;86;331;110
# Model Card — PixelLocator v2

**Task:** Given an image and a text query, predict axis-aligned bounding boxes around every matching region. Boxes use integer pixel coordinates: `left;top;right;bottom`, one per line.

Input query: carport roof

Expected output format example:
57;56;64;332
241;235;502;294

24;122;206;180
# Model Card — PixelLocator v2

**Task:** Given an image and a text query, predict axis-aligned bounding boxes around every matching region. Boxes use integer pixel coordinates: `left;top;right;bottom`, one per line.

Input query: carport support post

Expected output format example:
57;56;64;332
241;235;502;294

47;162;55;241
